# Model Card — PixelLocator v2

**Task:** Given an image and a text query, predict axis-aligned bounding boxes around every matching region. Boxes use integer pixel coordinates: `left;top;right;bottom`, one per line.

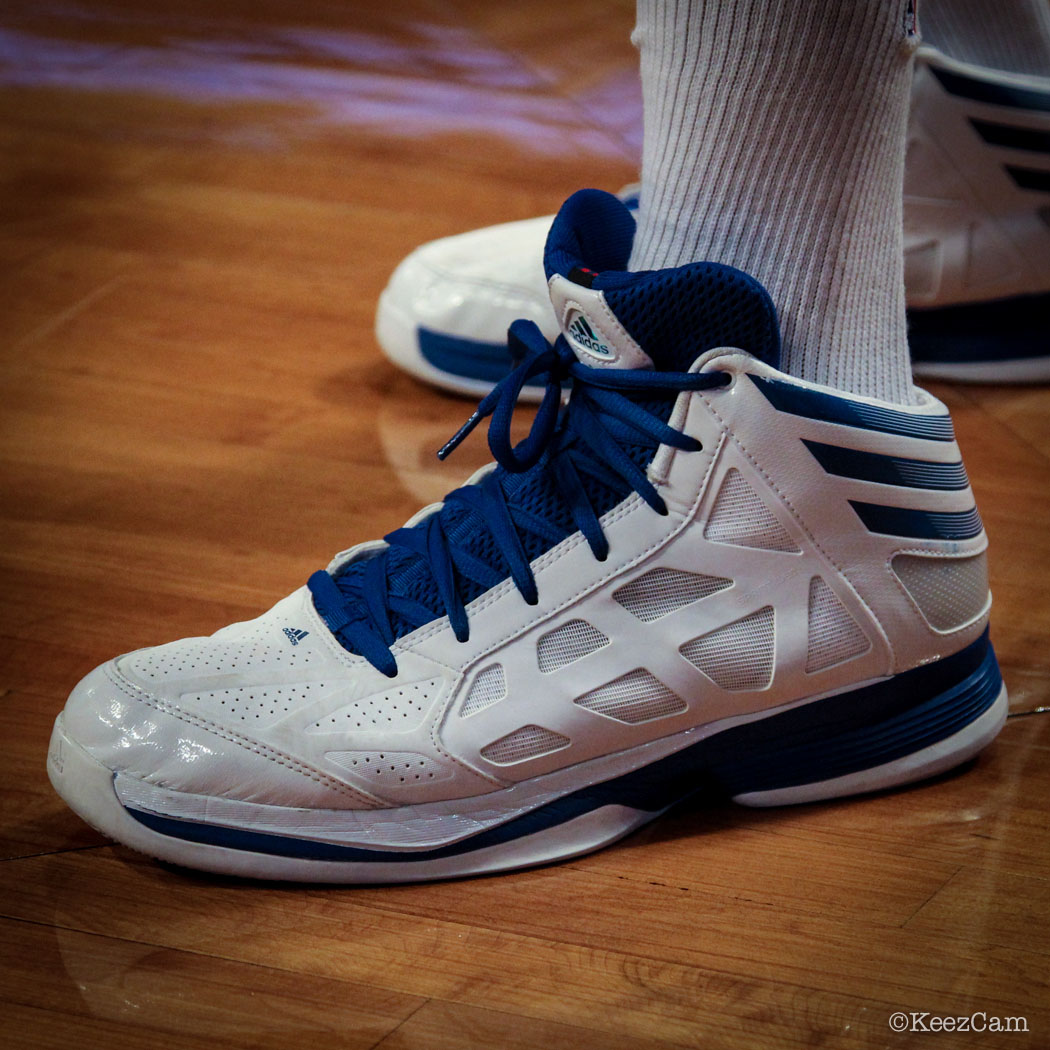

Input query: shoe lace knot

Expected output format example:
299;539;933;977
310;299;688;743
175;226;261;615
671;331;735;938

309;318;730;677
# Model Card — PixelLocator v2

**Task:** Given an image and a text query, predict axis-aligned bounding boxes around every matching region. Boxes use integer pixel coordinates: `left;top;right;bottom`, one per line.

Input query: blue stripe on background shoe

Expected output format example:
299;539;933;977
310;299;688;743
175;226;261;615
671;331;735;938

905;48;1050;382
375;188;638;400
50;189;1004;883
376;48;1049;395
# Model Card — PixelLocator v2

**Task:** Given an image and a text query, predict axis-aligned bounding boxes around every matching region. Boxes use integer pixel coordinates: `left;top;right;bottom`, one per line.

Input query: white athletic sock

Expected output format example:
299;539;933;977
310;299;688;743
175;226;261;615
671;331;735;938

628;0;919;404
921;0;1050;76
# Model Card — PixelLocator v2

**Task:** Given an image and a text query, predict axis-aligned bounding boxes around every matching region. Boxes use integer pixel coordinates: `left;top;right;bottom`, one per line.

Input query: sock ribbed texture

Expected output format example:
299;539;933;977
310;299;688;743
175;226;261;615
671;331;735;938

628;0;919;404
921;0;1050;76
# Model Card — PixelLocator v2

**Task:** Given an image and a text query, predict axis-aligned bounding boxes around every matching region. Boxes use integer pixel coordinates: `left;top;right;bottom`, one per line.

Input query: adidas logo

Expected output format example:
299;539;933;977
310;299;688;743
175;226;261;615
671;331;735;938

568;314;612;358
283;627;309;646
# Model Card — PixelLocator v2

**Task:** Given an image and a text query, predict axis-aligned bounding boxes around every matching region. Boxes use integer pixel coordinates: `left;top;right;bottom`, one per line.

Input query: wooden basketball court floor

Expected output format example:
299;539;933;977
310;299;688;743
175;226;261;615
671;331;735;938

1;3;1047;1048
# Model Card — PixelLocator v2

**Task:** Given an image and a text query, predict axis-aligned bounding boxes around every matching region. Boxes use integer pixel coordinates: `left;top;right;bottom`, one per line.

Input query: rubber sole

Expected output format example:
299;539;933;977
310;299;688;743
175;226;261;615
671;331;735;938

47;633;1007;883
908;292;1050;385
911;357;1050;384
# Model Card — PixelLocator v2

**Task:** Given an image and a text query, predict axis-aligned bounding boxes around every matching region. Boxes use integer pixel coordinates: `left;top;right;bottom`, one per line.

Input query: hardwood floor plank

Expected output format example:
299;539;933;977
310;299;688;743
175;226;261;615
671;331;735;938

905;866;1050;953
0;918;421;1049
1;848;1046;1042
372;999;687;1050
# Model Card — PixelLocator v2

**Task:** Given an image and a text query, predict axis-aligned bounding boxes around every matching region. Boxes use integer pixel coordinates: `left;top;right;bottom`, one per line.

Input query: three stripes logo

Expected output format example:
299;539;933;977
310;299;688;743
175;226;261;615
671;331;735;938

283;627;309;646
930;65;1050;194
567;314;613;359
752;377;982;543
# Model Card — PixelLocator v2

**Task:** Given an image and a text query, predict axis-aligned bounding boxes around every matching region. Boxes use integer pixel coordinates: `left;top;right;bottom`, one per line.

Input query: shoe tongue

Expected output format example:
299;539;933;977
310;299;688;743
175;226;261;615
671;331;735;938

544;188;781;372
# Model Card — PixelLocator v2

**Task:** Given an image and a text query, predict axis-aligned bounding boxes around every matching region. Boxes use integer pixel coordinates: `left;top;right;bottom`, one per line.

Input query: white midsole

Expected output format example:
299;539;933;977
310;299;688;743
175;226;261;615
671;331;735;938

60;671;891;852
47;681;1007;882
912;356;1050;384
48;718;655;881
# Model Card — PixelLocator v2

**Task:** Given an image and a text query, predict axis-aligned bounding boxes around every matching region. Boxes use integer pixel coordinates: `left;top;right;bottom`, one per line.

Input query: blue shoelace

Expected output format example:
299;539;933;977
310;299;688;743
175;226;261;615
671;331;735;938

308;319;730;676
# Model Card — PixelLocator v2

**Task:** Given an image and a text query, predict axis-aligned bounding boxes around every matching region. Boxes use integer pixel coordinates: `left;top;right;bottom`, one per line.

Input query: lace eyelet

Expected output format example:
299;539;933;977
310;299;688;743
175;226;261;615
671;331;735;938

711;369;736;392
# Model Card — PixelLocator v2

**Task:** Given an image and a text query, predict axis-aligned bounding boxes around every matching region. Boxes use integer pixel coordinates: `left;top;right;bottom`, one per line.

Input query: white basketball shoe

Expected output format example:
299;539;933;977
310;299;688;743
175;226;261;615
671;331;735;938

49;189;1005;883
377;47;1050;396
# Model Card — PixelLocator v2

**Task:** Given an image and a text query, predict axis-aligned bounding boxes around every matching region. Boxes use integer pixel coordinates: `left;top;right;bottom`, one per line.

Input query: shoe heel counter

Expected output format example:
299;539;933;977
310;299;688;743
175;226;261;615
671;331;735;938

889;541;991;635
887;413;993;628
725;368;993;674
872;425;994;668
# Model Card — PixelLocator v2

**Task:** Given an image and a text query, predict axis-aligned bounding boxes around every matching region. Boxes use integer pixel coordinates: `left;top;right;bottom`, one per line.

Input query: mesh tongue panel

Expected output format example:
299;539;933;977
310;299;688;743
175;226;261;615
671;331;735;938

332;190;781;646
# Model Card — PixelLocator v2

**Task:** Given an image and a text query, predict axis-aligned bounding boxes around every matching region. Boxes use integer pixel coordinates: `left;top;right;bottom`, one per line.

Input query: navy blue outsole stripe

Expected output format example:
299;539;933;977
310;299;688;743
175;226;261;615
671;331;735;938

705;632;1000;795
908;291;1050;364
417;328;545;387
849;501;982;540
124;631;1000;864
803;440;969;490
752;376;955;441
931;65;1050;113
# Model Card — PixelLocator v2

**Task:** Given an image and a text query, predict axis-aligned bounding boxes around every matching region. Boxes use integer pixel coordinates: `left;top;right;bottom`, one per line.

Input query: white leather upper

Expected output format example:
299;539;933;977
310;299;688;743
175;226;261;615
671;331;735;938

380;211;560;349
63;351;989;813
904;48;1050;306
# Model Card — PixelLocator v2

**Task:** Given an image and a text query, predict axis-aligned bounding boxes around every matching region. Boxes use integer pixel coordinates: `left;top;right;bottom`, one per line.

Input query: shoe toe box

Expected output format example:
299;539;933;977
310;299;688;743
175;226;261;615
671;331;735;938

383;217;558;343
57;591;390;808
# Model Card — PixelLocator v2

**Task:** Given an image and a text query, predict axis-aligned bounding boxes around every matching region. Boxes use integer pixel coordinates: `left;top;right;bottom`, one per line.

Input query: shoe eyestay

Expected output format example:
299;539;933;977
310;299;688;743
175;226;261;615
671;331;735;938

309;318;731;677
